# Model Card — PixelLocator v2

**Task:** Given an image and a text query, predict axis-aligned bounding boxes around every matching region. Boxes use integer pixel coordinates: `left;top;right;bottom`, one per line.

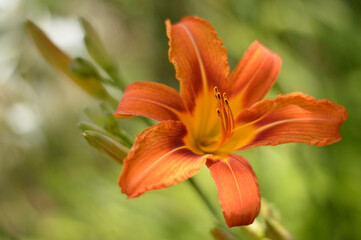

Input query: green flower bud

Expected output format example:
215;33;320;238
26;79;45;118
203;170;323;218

82;130;129;164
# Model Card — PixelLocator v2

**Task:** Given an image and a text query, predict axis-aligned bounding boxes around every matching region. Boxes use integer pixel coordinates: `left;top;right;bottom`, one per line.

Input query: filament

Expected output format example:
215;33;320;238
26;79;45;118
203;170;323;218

214;87;235;145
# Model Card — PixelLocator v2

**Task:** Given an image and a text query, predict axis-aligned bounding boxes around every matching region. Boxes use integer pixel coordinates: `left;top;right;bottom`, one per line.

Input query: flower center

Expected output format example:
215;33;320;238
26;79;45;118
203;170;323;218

214;87;235;145
184;86;236;157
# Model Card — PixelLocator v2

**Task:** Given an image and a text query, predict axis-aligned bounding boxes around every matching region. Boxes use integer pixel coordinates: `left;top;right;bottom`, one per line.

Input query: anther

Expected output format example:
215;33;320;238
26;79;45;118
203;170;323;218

216;108;221;116
214;86;219;94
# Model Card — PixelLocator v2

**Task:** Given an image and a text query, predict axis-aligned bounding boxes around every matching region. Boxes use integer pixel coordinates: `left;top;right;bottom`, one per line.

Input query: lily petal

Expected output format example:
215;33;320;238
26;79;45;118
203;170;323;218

166;16;230;112
114;81;186;121
229;41;281;114
207;155;260;227
120;120;208;198
235;93;348;151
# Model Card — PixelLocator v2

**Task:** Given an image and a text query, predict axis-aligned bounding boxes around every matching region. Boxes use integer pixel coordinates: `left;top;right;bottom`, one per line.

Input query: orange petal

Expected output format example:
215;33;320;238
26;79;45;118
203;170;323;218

207;155;260;227
166;16;230;111
120;120;208;198
229;41;281;113
235;93;348;150
114;81;186;121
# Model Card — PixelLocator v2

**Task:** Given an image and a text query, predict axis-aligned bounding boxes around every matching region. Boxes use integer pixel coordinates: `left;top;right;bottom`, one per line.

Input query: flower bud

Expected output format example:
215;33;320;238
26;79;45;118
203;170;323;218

82;130;129;164
26;20;109;99
80;17;112;71
80;17;125;90
264;219;295;240
210;227;238;240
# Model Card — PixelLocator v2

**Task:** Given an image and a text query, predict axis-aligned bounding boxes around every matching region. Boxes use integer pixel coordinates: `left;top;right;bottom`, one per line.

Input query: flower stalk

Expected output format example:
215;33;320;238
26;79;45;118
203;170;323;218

187;177;220;222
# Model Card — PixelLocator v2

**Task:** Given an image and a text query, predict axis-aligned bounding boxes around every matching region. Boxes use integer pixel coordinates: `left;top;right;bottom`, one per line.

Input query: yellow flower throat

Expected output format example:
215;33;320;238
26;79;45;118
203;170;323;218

185;86;236;158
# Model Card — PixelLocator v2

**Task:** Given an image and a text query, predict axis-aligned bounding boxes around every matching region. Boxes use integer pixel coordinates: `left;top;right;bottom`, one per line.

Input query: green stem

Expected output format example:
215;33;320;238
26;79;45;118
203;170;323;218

99;76;120;88
187;177;220;222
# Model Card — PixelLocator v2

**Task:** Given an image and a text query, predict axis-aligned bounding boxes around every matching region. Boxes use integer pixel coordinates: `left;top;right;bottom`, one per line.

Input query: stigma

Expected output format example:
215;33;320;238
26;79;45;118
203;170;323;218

214;87;235;144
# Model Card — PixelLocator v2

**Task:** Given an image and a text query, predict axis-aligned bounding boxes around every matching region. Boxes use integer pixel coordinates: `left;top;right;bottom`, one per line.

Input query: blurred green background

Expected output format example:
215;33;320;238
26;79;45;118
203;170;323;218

1;0;360;239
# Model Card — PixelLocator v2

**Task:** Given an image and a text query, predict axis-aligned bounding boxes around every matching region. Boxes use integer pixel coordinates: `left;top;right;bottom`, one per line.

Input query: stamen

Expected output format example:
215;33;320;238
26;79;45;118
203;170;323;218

213;87;235;146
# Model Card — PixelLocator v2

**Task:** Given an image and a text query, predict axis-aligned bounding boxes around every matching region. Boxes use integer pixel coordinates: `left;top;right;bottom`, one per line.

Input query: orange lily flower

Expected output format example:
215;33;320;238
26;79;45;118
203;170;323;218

114;16;347;227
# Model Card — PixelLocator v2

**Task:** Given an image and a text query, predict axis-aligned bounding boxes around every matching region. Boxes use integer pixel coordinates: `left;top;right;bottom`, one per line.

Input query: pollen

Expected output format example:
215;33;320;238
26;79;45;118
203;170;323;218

214;87;235;144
